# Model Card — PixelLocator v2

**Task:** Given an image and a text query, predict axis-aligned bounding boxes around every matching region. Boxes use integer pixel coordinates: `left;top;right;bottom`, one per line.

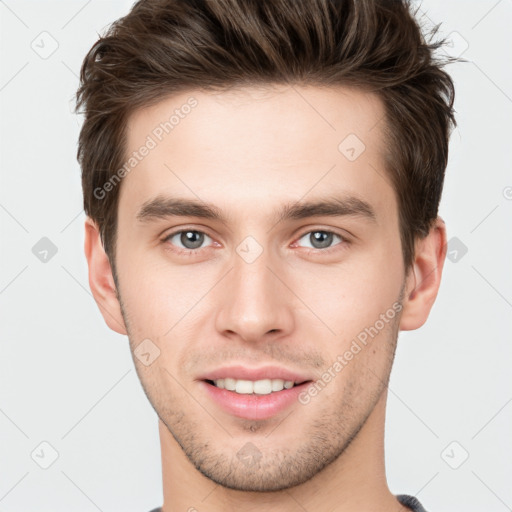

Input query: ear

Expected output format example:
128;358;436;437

84;217;127;335
399;217;447;331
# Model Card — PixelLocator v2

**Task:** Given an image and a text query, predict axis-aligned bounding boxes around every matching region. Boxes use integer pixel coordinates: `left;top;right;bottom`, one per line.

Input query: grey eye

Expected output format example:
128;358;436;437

168;230;212;250
297;231;343;250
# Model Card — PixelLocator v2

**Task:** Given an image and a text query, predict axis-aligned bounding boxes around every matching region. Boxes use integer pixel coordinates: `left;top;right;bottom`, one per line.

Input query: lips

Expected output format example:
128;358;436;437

199;379;313;421
196;365;315;420
196;364;313;384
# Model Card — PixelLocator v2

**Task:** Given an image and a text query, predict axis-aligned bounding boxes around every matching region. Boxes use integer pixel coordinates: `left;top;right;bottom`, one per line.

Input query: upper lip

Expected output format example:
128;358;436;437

198;365;313;384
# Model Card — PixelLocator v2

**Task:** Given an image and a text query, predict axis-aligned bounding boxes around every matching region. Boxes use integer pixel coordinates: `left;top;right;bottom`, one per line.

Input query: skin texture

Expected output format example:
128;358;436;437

84;85;447;512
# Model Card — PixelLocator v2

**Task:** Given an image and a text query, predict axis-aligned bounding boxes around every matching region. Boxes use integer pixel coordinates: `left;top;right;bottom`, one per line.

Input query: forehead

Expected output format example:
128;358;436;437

120;85;394;221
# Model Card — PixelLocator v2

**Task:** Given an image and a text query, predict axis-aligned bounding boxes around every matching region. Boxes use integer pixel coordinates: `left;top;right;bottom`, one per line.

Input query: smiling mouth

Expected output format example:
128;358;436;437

204;378;312;395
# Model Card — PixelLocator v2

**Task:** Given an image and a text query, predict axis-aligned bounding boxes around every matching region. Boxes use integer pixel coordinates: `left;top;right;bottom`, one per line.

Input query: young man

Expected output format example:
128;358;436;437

76;0;455;510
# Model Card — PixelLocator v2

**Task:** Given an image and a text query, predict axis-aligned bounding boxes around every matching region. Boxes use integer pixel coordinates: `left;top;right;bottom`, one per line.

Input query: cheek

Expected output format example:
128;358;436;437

121;268;210;337
289;250;403;338
114;239;210;337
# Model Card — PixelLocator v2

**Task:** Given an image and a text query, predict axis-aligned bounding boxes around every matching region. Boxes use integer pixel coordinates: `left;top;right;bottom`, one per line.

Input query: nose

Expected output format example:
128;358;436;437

214;244;295;344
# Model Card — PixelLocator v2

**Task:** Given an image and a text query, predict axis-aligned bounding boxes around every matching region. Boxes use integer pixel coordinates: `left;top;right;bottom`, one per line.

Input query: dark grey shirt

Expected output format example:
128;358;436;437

148;493;428;511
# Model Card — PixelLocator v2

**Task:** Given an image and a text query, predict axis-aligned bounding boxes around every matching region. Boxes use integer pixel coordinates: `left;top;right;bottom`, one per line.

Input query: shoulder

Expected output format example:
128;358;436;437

396;494;429;512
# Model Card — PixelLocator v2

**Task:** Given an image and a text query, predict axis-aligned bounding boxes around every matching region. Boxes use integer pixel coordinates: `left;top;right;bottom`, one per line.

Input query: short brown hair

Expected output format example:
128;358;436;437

75;0;456;272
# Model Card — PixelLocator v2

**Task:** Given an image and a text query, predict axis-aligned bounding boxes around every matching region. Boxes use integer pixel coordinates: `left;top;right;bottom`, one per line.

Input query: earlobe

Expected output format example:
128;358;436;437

84;217;127;335
399;217;447;331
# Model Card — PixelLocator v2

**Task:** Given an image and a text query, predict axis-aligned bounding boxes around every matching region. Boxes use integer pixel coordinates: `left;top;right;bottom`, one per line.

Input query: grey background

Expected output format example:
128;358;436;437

0;1;511;511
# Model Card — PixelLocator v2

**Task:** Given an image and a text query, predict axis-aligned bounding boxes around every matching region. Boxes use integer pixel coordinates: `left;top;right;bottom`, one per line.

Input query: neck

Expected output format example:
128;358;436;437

158;388;406;512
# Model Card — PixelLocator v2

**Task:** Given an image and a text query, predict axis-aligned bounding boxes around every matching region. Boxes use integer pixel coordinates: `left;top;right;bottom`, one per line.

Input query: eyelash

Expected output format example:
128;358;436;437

161;228;349;256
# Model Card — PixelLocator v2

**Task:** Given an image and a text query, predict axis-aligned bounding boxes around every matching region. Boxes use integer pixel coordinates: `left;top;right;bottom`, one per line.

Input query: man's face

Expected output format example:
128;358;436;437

114;85;406;491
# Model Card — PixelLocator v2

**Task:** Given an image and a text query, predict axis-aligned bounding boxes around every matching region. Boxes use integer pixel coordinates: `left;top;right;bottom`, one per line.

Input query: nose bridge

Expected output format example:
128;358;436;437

215;236;293;340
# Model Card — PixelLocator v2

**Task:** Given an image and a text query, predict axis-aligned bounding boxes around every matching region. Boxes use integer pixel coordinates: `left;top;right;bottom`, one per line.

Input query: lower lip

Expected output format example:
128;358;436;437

199;380;312;421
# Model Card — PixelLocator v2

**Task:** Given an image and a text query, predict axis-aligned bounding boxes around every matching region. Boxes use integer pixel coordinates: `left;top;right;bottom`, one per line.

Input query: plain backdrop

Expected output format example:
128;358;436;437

0;1;511;511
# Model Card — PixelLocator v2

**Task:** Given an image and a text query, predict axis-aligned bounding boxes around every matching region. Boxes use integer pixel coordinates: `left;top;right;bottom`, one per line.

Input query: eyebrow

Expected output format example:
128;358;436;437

136;194;377;225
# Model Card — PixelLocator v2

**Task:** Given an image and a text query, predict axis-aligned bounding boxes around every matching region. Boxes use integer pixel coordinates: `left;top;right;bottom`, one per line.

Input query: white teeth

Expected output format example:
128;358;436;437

235;379;254;394
224;378;236;391
271;379;284;392
253;379;272;394
212;378;296;394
